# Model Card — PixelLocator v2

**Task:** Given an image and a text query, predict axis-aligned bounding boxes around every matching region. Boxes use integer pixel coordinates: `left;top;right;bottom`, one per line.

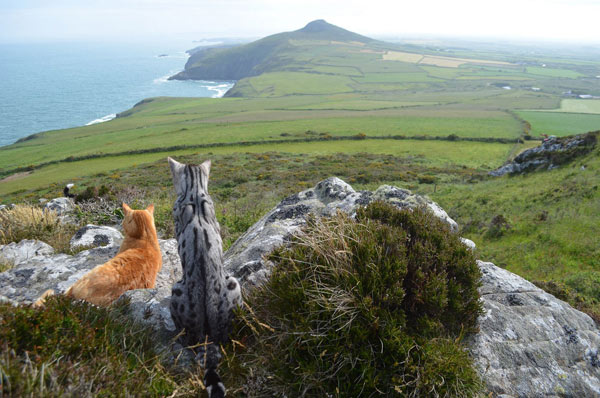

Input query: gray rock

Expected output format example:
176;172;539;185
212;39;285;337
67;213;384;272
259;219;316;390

0;239;55;266
0;239;181;306
224;177;458;287
44;197;74;215
460;237;476;250
469;261;600;397
490;132;597;176
70;224;123;250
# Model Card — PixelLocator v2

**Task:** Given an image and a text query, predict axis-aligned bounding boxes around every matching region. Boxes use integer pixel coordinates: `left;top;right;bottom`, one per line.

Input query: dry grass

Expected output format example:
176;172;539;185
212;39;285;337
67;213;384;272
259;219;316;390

419;56;466;68
0;204;77;253
383;50;423;63
382;51;513;68
0;258;14;273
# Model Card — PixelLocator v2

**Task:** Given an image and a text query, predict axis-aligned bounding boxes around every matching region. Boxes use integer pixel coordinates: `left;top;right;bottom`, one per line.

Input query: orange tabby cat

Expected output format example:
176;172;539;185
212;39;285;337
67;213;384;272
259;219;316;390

34;203;162;307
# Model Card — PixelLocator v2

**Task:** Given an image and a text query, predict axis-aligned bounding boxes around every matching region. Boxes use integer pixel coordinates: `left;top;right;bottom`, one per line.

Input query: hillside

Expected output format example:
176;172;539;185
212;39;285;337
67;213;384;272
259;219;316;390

2;20;599;194
169;19;377;81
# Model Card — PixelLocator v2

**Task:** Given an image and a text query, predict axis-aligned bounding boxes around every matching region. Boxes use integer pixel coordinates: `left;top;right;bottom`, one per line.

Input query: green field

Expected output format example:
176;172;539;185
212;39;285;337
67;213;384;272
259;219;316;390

0;138;519;196
517;110;600;136
548;99;600;114
526;66;585;79
0;96;526;176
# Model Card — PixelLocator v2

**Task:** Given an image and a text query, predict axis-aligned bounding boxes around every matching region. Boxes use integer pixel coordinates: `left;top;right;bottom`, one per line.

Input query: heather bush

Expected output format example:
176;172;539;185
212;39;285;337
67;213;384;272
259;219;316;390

226;202;483;397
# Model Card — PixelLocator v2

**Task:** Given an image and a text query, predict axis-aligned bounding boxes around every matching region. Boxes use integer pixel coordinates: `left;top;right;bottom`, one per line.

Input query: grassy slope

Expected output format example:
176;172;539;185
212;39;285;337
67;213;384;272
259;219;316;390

432;141;600;318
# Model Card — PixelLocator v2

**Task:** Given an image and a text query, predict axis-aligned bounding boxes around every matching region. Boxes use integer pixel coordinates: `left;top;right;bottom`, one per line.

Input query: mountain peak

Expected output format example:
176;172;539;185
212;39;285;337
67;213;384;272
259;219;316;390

299;19;334;33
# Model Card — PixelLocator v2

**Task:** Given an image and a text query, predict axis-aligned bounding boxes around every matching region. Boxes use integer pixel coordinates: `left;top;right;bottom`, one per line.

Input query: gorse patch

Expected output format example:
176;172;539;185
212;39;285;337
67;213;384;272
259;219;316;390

225;202;483;397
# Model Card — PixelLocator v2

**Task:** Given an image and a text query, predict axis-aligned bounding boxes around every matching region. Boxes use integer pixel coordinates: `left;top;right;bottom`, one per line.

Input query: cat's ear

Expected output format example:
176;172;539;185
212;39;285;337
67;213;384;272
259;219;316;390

146;204;155;214
200;159;211;189
201;159;211;176
168;157;185;195
122;203;132;215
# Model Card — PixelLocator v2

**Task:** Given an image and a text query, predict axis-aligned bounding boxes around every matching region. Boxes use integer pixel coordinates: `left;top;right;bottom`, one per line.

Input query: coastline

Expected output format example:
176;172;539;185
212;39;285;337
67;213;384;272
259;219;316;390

0;42;236;148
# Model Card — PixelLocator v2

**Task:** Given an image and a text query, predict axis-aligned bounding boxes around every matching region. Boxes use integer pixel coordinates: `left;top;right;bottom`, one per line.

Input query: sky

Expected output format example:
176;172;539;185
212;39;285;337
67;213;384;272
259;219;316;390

1;0;600;44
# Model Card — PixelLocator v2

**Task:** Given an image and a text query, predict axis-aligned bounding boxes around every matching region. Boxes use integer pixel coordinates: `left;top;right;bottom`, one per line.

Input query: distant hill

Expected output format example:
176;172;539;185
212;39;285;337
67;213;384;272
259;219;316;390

169;20;378;82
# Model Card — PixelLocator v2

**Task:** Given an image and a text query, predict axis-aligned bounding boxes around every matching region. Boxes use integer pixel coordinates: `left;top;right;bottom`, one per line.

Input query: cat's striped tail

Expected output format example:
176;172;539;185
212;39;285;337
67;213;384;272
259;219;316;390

204;368;226;398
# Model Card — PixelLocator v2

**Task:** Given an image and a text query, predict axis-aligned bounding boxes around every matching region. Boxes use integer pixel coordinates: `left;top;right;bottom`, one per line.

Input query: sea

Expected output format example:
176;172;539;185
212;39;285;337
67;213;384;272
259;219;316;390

0;41;234;147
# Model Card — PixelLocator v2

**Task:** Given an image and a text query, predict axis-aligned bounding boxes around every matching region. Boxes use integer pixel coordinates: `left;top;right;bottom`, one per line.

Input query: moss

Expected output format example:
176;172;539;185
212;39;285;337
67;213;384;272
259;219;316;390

224;202;483;397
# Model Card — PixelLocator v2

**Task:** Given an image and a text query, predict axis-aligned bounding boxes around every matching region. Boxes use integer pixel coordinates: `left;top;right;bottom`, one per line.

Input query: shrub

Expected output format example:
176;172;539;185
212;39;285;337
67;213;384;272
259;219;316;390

0;205;77;253
484;214;511;239
228;202;483;397
534;279;600;324
418;175;437;184
0;296;196;397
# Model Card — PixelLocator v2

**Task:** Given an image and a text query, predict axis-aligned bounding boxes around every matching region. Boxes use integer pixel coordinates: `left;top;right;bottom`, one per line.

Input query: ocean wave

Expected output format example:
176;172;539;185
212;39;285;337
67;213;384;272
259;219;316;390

86;114;116;126
153;70;180;84
199;81;235;98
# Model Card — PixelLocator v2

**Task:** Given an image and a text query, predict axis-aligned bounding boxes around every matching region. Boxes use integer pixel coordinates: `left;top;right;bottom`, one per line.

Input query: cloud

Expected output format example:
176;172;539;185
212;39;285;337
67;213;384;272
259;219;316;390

1;0;599;43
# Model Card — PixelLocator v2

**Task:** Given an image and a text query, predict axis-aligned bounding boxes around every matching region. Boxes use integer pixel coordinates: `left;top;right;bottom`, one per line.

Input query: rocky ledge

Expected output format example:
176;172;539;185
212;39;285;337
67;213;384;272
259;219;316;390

1;177;598;397
490;131;597;176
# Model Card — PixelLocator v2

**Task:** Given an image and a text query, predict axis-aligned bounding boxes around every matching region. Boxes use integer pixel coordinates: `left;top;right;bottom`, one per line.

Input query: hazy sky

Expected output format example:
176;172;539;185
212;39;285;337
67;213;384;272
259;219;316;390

2;0;600;44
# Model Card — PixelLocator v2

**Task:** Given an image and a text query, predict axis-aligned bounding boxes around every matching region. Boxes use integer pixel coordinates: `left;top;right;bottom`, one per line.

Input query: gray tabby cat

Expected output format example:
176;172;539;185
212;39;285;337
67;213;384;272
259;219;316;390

168;157;242;398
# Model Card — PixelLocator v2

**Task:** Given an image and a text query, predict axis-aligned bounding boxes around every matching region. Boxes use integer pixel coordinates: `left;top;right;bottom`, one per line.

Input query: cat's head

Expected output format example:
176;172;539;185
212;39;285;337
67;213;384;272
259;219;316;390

122;203;156;239
167;157;211;198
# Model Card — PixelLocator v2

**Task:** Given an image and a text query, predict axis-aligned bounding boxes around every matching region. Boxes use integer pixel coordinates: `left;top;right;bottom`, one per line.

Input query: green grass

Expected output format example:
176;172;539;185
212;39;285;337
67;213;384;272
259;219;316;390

432;138;600;320
516;111;600;136
353;72;443;83
548;99;600;114
246;72;356;96
526;66;585;79
0;139;517;196
0;101;523;174
0;296;201;397
288;99;436;110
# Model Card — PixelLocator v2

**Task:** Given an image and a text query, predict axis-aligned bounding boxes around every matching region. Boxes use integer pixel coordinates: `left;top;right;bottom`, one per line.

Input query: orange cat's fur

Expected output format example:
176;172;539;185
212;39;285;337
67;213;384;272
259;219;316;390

33;203;162;307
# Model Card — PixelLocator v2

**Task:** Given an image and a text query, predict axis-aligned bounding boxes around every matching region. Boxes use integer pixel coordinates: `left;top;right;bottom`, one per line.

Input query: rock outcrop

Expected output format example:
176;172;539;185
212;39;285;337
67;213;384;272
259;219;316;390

70;224;123;251
1;178;598;396
490;131;597;176
470;261;600;397
0;238;181;307
43;197;74;215
224;177;458;287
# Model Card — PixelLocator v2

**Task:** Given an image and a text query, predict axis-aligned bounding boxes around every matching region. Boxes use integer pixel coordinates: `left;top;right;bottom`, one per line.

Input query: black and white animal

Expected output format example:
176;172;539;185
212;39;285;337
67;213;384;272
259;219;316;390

167;157;242;398
63;183;75;198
